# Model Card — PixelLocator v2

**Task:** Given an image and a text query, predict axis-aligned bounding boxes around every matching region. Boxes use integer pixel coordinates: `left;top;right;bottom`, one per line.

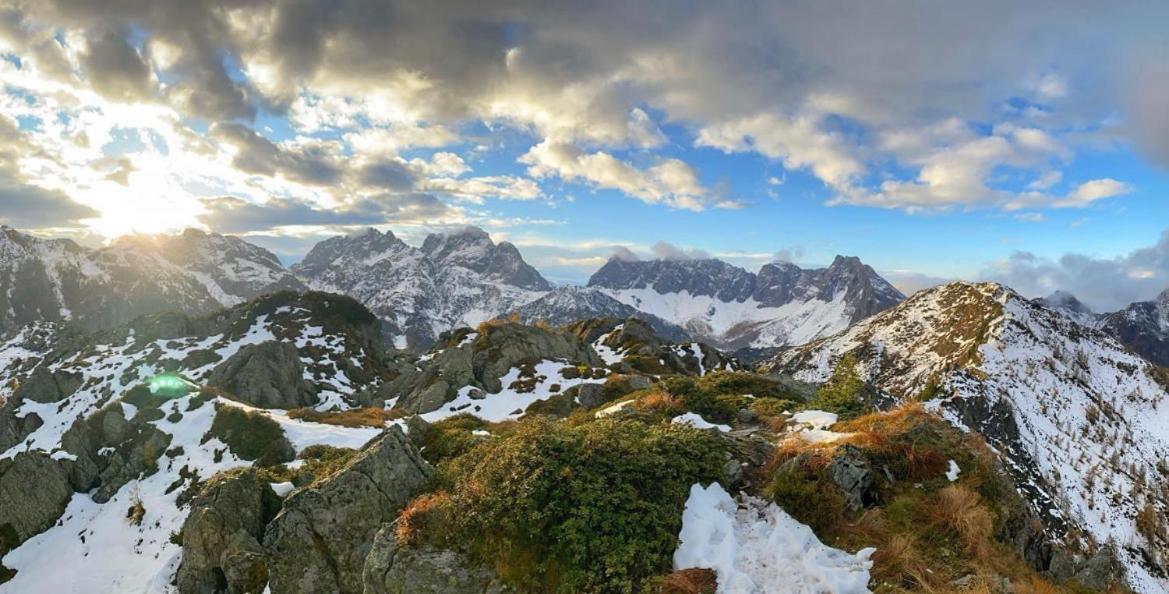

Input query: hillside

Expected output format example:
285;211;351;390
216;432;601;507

771;281;1169;593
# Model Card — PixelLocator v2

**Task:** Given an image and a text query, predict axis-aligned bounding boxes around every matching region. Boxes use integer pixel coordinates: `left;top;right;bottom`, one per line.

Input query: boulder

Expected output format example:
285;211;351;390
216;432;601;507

176;468;280;594
207;341;318;409
362;525;504;594
0;452;72;544
825;444;875;513
263;427;433;594
12;367;83;404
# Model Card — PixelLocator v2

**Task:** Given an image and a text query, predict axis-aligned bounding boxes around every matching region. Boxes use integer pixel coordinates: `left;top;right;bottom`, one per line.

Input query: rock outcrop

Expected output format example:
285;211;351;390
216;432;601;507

263;427;433;594
0;452;71;544
207;342;318;409
176;468;281;594
362;525;504;594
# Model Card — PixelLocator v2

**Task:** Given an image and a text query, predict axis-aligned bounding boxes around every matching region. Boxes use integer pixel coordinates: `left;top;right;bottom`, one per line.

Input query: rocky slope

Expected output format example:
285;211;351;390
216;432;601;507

292;227;551;349
587;255;904;350
770;281;1169;593
508;286;690;341
0;291;421;592
1099;288;1169;368
0;227;303;337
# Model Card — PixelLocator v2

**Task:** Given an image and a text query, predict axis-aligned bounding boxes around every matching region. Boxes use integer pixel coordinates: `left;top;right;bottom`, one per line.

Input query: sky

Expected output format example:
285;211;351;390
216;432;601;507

0;1;1167;311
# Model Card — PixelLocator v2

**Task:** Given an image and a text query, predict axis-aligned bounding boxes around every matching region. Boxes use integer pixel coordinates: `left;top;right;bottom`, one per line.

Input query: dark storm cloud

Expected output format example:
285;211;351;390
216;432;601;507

358;160;416;191
197;192;452;233
0;182;100;227
80;28;154;102
211;122;342;185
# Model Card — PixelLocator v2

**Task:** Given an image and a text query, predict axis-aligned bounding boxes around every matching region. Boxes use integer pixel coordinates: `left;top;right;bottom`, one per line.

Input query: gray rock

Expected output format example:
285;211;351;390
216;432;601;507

264;427;433;594
59;403;173;502
1071;545;1120;591
362;525;504;594
176;468;280;594
207;341;318;409
0;452;72;544
825;444;874;513
13;367;83;404
572;383;606;409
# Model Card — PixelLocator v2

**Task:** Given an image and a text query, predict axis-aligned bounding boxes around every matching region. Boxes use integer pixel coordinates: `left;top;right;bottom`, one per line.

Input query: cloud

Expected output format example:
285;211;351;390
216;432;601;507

197;193;454;234
609;245;639;262
773;247;805;263
520;140;718;210
0;182;99;228
980;230;1169;311
80;28;154;102
650;240;710;261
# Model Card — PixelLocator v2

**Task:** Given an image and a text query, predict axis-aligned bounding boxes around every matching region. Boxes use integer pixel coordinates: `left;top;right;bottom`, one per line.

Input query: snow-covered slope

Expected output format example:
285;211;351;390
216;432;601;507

292;227;550;349
771;281;1169;593
0;227;303;336
674;483;874;594
0;292;398;592
587;255;904;350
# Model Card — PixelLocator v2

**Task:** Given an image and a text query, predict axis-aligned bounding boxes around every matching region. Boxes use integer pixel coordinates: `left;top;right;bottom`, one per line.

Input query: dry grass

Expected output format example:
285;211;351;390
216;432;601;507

396;491;452;546
636;390;684;414
657;568;717;594
931;485;994;559
287;406;407;428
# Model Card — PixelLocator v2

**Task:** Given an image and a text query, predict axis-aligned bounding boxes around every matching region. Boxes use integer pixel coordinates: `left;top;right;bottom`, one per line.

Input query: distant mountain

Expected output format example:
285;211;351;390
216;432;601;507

292;227;551;348
0;226;302;335
1037;290;1099;328
771;281;1169;593
509;286;690;341
586;255;904;349
1099;288;1169;367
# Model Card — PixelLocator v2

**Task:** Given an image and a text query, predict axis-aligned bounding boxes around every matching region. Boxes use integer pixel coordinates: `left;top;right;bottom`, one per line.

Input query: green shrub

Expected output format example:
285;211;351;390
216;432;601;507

696;371;794;400
659;376;737;424
765;463;846;534
415;414;491;465
435;417;726;593
749;397;797;418
203;405;294;466
804;353;872;420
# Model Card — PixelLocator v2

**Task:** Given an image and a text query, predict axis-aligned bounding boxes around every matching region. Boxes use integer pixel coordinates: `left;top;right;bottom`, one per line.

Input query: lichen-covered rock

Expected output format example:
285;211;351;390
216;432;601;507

207;341;318;409
176;468;280;594
362;525;503;594
12;367;83;404
0;452;71;544
263;427;433;594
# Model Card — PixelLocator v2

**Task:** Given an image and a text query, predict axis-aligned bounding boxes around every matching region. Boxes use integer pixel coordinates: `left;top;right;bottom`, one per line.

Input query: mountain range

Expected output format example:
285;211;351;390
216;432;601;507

0;226;907;352
4;224;1169;372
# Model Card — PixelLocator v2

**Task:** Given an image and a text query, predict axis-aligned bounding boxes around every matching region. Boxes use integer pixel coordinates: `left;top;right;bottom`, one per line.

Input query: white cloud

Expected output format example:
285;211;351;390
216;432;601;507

519;140;720;211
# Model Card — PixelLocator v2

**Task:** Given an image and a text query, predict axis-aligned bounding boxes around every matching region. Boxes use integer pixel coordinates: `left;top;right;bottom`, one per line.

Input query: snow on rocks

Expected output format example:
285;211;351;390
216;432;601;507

672;413;730;432
421;359;608;423
788;410;851;444
674;483;874;594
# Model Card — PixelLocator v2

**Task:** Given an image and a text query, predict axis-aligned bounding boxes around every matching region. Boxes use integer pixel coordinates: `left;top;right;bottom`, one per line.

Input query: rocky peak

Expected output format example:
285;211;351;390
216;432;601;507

588;257;757;302
421;227;550;291
294;228;414;279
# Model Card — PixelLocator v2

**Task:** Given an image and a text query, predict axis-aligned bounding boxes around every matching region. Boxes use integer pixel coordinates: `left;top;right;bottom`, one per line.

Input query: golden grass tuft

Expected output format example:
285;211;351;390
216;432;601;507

396;491;452;546
287;406;407;428
657;568;717;594
932;485;994;559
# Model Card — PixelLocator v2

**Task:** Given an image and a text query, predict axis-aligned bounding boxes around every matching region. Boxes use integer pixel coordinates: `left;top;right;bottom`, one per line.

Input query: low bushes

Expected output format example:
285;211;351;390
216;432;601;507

408;416;726;593
203;405;294;467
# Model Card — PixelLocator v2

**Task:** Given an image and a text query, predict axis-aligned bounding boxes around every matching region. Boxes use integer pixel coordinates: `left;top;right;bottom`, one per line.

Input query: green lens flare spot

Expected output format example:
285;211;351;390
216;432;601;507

147;372;196;397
